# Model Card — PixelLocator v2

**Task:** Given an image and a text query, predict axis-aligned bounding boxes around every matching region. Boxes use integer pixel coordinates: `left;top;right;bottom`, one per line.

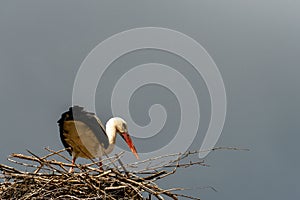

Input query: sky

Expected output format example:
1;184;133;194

0;1;300;199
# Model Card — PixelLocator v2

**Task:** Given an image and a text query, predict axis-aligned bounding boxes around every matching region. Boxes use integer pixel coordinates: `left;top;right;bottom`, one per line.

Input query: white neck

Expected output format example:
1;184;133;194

105;118;118;145
104;117;127;155
102;118;116;155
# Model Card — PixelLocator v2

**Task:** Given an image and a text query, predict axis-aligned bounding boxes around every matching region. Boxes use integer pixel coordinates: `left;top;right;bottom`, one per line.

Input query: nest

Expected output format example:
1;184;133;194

0;148;212;200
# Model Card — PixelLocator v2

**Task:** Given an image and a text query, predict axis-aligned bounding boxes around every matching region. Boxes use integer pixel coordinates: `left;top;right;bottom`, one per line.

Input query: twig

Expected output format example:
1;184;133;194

0;147;246;199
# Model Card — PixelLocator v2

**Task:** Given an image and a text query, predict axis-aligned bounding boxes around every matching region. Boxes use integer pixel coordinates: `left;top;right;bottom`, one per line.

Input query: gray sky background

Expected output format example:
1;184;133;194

0;1;300;199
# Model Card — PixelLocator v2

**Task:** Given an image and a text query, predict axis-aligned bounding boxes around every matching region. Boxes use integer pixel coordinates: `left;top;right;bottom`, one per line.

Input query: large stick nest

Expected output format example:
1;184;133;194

0;147;221;200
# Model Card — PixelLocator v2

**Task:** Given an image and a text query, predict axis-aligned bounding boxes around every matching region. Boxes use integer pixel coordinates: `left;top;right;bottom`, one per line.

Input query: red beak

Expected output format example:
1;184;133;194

121;132;139;159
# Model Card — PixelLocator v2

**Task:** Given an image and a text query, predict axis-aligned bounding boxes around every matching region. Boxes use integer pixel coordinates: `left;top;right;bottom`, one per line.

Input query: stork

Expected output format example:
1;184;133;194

57;106;139;173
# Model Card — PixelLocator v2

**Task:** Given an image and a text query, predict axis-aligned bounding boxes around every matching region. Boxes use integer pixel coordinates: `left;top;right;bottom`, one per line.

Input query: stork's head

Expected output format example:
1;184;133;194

107;117;139;159
114;117;128;133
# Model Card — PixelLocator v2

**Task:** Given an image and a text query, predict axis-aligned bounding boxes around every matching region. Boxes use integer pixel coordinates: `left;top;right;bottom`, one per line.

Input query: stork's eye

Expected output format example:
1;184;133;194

122;123;127;131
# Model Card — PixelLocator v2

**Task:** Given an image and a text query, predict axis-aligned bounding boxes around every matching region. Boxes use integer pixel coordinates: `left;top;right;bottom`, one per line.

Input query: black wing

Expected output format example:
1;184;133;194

57;106;109;156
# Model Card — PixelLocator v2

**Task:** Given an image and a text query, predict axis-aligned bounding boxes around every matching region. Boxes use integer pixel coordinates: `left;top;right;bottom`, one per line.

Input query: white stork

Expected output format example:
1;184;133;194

57;106;139;173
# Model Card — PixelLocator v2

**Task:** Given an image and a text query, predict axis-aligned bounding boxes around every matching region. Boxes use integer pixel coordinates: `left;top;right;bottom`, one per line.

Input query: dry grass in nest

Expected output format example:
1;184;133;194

0;147;243;199
0;147;210;200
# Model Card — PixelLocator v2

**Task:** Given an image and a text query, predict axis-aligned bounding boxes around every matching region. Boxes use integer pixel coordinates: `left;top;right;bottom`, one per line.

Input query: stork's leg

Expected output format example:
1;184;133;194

99;157;103;171
69;156;76;173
